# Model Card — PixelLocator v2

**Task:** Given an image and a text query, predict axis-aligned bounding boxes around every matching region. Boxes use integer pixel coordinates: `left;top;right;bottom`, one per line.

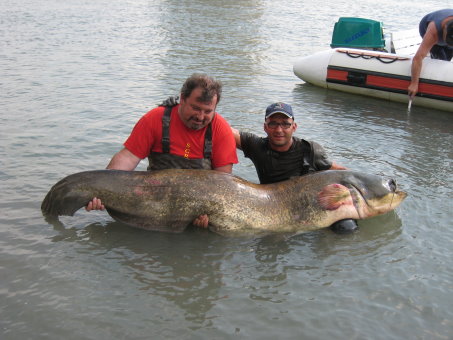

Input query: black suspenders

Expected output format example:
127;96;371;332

160;106;212;158
204;123;212;159
161;106;172;154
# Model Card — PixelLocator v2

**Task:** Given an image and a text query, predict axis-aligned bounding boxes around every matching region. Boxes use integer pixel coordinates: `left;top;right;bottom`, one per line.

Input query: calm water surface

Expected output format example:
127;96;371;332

1;0;452;339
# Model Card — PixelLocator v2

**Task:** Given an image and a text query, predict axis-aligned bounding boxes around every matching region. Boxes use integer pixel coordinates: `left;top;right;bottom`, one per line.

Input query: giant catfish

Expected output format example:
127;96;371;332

41;169;407;236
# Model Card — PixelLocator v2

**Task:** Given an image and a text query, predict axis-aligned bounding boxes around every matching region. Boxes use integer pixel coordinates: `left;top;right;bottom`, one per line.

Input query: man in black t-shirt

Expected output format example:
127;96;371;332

232;102;357;233
159;97;357;233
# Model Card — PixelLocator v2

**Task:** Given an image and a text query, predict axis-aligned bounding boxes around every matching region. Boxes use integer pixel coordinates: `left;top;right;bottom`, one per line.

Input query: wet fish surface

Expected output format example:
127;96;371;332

41;169;407;236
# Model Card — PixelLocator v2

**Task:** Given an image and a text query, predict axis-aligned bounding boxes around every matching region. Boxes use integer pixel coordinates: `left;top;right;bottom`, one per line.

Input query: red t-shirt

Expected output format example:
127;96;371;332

124;106;238;168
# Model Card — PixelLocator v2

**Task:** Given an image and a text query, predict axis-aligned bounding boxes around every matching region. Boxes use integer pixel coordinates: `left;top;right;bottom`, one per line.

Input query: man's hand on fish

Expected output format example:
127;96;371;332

192;214;209;228
85;197;105;211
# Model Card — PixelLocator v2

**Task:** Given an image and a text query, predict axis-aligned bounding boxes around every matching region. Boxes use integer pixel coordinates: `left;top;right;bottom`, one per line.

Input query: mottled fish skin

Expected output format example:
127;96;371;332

41;169;407;236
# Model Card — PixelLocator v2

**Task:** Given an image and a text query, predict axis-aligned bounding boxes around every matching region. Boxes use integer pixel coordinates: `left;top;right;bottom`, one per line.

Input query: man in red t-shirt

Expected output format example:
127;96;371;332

123;102;237;171
86;73;238;227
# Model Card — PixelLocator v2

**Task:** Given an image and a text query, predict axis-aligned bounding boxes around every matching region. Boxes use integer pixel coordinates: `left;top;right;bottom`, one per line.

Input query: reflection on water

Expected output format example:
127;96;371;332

49;221;227;326
44;208;403;329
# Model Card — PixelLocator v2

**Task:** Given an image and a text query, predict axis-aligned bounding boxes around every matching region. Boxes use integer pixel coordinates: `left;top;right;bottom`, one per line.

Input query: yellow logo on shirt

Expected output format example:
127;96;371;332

184;143;191;159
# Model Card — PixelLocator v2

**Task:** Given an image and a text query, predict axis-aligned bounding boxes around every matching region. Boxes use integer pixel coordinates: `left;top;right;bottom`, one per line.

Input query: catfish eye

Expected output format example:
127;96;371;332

388;179;397;192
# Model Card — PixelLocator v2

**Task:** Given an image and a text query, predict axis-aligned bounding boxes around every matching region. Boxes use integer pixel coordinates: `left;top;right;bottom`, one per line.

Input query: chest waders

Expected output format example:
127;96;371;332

147;106;213;171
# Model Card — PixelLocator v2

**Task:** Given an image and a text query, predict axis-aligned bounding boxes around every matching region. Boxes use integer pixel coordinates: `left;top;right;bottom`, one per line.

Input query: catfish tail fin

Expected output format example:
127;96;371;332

41;172;98;217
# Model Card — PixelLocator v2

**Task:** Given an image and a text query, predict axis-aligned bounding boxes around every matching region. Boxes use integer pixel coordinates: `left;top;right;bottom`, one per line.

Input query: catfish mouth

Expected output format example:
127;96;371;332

346;178;402;218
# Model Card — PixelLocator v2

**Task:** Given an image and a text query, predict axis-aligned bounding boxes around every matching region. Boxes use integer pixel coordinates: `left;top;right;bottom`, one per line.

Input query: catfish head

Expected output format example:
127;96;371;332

316;171;407;224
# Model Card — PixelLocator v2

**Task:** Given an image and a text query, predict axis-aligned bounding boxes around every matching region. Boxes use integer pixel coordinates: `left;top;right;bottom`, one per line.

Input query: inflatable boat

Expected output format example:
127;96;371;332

293;18;453;112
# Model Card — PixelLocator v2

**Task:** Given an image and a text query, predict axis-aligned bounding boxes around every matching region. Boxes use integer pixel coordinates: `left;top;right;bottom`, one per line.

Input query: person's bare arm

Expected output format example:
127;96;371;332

213;163;233;173
86;148;141;211
408;22;438;98
106;148;141;170
232;128;242;150
329;161;347;170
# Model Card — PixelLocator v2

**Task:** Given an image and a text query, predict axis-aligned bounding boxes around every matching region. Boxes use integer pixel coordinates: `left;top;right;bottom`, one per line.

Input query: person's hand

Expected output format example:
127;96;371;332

408;82;418;99
192;214;209;228
158;96;179;107
85;197;105;211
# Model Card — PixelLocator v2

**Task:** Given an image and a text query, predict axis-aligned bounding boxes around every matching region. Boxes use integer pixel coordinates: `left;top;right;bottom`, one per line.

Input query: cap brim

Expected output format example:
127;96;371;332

265;111;293;119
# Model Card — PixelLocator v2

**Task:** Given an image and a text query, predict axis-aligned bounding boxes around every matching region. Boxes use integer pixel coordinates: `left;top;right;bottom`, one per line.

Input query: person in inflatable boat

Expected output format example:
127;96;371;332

408;9;453;98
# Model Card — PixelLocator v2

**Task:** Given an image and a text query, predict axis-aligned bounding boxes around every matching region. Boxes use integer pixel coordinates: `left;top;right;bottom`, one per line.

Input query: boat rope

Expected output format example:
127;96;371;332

337;49;410;64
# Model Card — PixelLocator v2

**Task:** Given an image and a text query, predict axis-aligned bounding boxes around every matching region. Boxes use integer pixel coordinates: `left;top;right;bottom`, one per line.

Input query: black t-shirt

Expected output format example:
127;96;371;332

240;132;332;184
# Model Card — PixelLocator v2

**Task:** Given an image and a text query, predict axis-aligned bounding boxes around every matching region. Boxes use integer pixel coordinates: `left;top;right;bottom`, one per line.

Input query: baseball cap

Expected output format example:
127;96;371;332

265;102;294;119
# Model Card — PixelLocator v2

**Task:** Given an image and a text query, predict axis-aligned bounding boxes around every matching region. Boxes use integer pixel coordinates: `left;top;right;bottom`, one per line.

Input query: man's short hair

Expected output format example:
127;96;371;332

180;73;222;104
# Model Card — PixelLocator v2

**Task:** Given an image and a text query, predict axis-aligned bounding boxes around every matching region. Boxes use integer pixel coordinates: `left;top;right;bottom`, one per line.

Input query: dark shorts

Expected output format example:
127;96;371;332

430;45;453;61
